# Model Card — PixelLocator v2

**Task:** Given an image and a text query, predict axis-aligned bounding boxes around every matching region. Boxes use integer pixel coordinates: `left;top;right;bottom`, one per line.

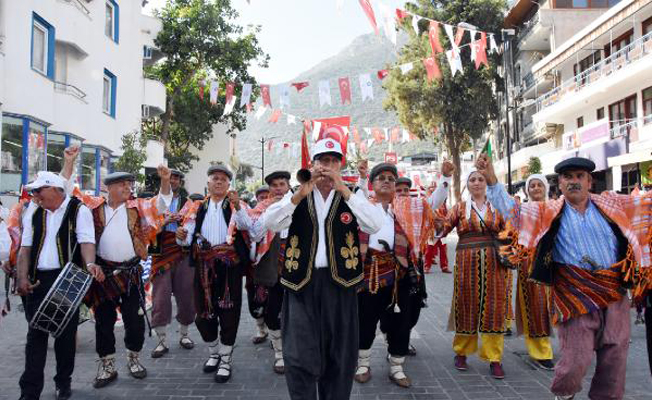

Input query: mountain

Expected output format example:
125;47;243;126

235;33;436;176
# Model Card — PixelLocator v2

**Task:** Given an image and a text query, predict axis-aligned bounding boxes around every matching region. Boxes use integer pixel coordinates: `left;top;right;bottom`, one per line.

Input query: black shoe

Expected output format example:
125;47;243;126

203;355;220;373
407;344;417;356
504;328;512;336
536;359;555;371
55;387;72;400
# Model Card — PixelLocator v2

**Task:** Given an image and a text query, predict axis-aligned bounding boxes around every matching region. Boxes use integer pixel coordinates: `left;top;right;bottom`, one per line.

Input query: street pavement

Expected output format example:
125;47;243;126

1;235;651;399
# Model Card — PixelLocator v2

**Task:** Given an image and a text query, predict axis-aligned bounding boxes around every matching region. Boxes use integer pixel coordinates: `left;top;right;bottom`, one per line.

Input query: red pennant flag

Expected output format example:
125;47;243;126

395;8;409;23
261;84;272;107
246;103;252;113
372;127;385;144
455;27;465;46
423;57;442;82
199;81;205;100
340;132;349;167
267;139;274;152
338;77;352;104
268;109;282;123
301;120;312;169
359;0;379;35
390;127;400;143
377;69;389;80
353;126;361;144
283;142;290;149
291;82;310;92
475;32;489;69
428;21;444;55
225;82;235;105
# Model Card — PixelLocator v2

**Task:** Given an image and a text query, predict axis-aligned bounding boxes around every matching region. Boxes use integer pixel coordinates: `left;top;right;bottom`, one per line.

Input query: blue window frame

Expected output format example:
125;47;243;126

31;13;55;79
103;69;117;117
105;0;119;43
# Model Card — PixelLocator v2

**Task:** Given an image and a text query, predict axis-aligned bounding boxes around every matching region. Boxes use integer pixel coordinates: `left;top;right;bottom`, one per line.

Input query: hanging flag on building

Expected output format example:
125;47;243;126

359;73;374;101
291;82;310;92
423;57;442;82
319;80;332;107
240;83;252;107
377;69;389;80
359;0;379;35
446;49;463;76
428;21;444;55
261;84;272;107
338;77;352;104
279;84;291;109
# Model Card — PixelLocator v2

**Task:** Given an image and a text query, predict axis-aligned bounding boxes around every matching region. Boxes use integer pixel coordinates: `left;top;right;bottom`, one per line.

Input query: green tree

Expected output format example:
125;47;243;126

147;0;268;172
526;156;542;177
383;0;505;201
114;131;148;182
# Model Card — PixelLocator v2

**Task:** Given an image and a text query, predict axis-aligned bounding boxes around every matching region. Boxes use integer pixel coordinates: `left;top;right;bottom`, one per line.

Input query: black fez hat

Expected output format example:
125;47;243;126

369;163;398;183
265;170;291;185
189;193;205;201
255;185;270;196
554;157;596;174
395;177;412;188
104;172;136;186
171;169;185;179
207;164;233;180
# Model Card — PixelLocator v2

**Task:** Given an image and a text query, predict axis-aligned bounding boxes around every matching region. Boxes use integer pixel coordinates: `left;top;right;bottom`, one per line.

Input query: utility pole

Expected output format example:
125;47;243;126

258;136;278;183
502;29;516;194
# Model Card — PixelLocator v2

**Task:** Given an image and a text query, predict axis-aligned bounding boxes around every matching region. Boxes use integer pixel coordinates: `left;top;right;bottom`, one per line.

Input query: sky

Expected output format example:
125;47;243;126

144;0;407;84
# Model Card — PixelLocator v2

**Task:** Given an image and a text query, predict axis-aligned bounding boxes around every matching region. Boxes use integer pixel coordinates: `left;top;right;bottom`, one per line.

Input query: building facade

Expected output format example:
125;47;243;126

0;0;166;199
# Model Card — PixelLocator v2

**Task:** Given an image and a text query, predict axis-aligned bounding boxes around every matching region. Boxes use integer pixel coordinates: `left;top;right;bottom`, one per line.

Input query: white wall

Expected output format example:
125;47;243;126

184;124;232;195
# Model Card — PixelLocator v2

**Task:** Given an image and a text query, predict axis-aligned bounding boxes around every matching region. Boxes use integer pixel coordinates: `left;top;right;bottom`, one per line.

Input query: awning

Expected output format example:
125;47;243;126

607;146;652;167
563;137;628;171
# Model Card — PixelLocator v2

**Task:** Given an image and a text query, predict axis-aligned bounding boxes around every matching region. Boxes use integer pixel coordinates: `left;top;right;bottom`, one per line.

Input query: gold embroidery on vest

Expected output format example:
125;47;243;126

341;232;359;270
285;235;301;272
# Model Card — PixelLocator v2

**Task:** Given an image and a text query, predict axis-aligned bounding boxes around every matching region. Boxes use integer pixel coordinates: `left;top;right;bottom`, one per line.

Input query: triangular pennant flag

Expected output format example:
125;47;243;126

470;30;479;61
364;127;372;138
353;126;361;144
372;127;385;144
359;0;379;35
360;140;368;154
209;80;219;105
390;127;400;143
279;84;290;109
400;62;414;75
489;34;499;54
287;114;297;125
198;80;205;100
267;139;274;152
446;49;463;76
367;138;375;148
411;14;420;36
255;106;268;120
338;77;352;104
260;84;272;107
423;57;442;82
291;82;310;92
377;69;389;80
454;27;465;46
225;82;234;106
428;21;444;55
302;120;312;168
240;83;252;107
268;109;282;123
401;129;410;143
319;80;332;107
359;73;374;101
395;9;409;24
312;121;322;141
444;24;456;47
379;3;397;45
475;32;489;69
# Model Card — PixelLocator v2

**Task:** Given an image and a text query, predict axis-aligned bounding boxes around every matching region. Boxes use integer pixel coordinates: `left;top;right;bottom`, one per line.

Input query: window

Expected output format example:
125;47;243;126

46;133;67;173
643;86;652;125
554;0;613;7
31;13;55;79
573;51;601;76
605;30;633;57
609;94;637;136
105;0;119;43
597;107;605;120
103;69;117;117
577;116;584;128
644;17;652;37
80;147;97;193
27;121;46;182
1;117;24;193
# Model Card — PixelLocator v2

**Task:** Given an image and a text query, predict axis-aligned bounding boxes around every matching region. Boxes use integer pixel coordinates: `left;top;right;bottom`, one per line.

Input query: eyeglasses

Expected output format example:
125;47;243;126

375;176;396;183
31;186;51;194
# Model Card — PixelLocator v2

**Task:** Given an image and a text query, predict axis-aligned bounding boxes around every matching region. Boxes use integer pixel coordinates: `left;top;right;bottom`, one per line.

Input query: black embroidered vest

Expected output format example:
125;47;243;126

29;197;84;281
281;191;363;292
149;195;188;255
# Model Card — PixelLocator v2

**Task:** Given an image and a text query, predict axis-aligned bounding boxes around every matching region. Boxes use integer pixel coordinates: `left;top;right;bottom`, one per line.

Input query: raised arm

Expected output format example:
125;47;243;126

476;154;521;228
428;160;455;210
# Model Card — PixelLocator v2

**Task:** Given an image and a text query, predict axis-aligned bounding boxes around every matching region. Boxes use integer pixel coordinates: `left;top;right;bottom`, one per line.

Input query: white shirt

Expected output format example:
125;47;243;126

22;196;95;270
97;192;172;263
264;188;384;269
368;203;395;252
179;198;249;247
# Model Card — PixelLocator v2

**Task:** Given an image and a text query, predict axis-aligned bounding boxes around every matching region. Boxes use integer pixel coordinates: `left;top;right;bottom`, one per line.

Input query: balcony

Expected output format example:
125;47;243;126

54;81;87;103
516;11;551;52
536;32;652;114
142;77;166;117
609;119;637;140
57;0;91;18
55;0;92;57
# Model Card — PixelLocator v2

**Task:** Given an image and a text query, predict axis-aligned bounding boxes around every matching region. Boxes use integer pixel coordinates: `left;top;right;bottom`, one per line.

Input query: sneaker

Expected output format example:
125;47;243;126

490;362;505;379
535;359;555;370
454;355;468;371
55;386;72;400
127;351;147;379
93;355;118;388
151;340;169;358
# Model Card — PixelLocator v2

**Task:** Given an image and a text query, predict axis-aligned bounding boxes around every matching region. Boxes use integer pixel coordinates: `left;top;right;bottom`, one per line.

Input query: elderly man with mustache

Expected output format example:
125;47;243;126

476;155;652;400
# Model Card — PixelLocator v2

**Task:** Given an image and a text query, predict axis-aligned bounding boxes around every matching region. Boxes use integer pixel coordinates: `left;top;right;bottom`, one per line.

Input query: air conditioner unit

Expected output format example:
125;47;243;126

142;105;150;119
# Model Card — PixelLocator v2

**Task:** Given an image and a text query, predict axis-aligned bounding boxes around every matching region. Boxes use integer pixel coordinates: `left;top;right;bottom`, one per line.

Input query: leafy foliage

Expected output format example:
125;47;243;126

114;131;149;182
527;156;542;177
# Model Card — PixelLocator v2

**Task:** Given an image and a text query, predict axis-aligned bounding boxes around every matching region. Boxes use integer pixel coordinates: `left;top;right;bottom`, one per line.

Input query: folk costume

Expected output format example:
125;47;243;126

18;172;95;400
487;157;652;399
149;171;196;358
263;138;384;400
75;172;172;388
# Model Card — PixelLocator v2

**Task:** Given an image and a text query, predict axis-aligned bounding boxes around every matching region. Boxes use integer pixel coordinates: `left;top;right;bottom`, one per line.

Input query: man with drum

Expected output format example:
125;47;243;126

16;171;100;400
60;146;172;388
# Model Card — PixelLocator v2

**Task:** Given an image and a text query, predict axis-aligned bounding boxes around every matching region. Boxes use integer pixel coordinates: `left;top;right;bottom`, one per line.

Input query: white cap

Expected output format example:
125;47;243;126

24;171;65;191
312;138;343;160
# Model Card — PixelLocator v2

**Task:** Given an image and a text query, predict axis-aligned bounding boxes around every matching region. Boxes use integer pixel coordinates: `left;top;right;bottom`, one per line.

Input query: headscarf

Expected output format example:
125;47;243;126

463;168;492;221
525;174;549;202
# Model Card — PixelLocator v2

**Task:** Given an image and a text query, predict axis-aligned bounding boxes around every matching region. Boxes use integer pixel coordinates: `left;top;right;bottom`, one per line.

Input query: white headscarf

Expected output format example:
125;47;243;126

525;174;550;202
464;168;492;221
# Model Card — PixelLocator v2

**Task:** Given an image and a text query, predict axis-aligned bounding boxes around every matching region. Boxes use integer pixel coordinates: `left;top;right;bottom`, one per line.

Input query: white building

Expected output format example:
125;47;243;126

0;0;166;199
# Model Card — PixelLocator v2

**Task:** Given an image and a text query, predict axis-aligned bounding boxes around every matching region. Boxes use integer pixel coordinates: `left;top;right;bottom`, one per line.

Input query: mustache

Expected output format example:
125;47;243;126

566;183;582;191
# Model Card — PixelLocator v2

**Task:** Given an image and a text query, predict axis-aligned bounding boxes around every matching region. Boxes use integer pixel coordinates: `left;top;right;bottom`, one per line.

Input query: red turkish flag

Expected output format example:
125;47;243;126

475;32;489;69
455;27;465;46
199;81;205;100
301;120;312;169
377;69;389;80
291;82;310;92
359;0;379;35
268;109;282;123
428;21;444;55
423;57;442;82
267;139;274;152
372;127;385;144
390;127;400;143
353;126;361;144
395;8;409;23
261;84;272;107
314;116;351;166
225;82;235;105
338;77;352;104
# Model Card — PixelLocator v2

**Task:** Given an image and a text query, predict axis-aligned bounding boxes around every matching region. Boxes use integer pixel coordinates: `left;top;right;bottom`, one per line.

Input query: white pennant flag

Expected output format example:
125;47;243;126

470;30;478;61
287;114;297;125
209;81;220;105
312;121;322;141
240;83;252;107
401;129;410;143
255;106;268;120
318;80;332;107
379;4;397;45
444;24;456;47
446;49;463;76
489;34;499;54
359;73;374;101
411;14;420;36
367;138;375;148
364;127;372;138
223;95;237;115
279;84;291;109
399;62;414;75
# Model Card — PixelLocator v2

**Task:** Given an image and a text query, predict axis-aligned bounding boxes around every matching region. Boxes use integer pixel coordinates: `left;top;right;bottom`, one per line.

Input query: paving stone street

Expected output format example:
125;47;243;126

1;236;651;400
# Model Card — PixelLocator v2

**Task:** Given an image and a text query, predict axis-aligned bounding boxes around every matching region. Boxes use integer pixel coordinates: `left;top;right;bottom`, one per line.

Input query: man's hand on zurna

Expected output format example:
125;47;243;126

158;164;171;181
176;226;188;242
357;159;369;180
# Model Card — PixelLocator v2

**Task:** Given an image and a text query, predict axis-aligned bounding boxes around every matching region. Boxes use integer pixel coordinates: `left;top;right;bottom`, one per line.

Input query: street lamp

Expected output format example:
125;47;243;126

501;28;516;194
258;135;278;183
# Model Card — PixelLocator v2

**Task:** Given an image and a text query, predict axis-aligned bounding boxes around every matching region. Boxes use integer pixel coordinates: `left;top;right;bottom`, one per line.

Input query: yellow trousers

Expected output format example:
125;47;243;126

452;334;504;362
525;336;553;361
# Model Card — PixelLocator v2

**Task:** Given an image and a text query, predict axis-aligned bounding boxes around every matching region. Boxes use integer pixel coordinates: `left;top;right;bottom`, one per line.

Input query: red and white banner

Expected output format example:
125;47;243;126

338;77;352;104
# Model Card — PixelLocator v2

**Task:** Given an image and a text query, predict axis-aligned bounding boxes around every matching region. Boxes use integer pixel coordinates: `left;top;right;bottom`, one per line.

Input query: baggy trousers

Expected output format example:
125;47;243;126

151;256;196;328
282;268;358;400
551;295;630;400
265;280;284;331
94;286;145;357
20;270;79;399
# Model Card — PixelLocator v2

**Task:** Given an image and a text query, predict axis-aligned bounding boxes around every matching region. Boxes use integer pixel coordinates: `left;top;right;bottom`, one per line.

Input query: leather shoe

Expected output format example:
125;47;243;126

55;387;72;400
536;359;555;370
454;355;468;371
490;362;505;379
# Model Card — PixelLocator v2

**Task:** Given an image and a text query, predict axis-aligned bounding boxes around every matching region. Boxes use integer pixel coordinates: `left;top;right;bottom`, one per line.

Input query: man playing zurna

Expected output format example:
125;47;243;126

263;138;384;400
149;169;196;358
477;154;652;399
60;146;172;388
176;164;250;383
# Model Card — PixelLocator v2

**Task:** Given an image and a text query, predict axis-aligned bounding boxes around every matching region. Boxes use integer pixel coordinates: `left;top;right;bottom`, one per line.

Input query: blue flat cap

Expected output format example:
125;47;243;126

554;157;596;174
207;164;233;180
265;171;291;185
396;177;412;188
104;172;135;186
369;163;398;183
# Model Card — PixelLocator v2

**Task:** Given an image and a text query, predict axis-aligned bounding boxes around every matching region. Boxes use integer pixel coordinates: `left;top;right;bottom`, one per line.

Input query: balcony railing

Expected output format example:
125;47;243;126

58;0;91;17
609;119;637;139
518;12;541;44
521;72;535;94
54;81;87;102
536;32;652;112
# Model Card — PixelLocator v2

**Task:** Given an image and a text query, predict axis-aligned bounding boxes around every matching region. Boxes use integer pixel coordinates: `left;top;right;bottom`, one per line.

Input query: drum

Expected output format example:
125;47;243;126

29;262;93;338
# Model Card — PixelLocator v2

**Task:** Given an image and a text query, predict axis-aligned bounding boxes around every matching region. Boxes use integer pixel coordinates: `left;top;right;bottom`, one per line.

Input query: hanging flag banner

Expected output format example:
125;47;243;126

287;114;297;125
301;120;311;168
319;80;332;107
198;80;205;100
377;69;389;80
372;127;386;144
353;126;361;144
255;106;267;120
314;116;351;165
261;84;272;107
338;77;352;105
359;0;379;35
446;49;463;76
359;73;374;101
489;34;499;54
279;84;291;109
389;127;400;143
423;57;442;82
454;27;465;47
395;8;409;24
240;83;252;107
378;3;397;45
291;82;310;92
209;81;219;105
400;62;414;75
474;32;489;69
268;109;282;123
411;14;420;36
223;83;237;115
428;21;444;55
444;24;456;50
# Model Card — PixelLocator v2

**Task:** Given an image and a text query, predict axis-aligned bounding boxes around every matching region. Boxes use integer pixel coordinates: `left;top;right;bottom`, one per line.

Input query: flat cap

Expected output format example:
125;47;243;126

265;170;291;185
207;164;233;180
395;177;412;188
255;185;270;196
189;193;205;201
369;163;398;183
554;157;596;174
104;172;136;186
171;169;185;178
